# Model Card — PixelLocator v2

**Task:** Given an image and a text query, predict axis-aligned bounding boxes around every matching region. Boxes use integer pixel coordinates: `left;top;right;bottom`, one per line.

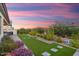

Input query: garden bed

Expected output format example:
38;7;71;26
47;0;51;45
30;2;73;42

0;36;33;56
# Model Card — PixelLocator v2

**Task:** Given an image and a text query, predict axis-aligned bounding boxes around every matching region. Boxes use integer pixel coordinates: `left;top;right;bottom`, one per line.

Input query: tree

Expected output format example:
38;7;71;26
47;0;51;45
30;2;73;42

52;24;79;37
17;28;31;34
34;28;44;34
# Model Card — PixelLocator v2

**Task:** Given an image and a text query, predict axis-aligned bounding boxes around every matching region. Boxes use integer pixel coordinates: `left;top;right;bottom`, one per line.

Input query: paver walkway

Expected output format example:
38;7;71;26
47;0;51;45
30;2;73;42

73;49;79;56
28;34;55;44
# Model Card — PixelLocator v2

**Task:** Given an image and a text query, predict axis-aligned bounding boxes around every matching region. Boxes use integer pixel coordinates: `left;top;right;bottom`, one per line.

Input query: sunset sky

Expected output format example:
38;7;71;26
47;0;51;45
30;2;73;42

6;3;79;29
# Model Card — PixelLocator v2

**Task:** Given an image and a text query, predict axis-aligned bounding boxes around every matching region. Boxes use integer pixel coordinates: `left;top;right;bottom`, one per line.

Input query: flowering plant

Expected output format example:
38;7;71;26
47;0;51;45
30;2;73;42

12;48;33;56
15;41;24;48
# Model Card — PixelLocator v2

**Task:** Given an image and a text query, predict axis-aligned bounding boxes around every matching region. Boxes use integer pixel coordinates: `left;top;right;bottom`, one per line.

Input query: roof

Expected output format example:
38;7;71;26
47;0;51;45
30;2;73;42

0;3;10;25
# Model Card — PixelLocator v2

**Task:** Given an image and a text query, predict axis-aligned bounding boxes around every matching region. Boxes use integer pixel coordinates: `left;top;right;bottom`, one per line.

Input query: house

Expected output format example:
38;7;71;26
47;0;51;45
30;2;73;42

62;38;70;45
0;3;13;42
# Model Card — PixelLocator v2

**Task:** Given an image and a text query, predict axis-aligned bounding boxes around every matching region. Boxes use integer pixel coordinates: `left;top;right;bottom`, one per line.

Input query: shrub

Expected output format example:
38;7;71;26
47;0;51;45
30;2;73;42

45;34;53;40
71;39;79;48
40;34;45;37
15;41;24;48
54;36;63;43
12;48;33;56
44;29;54;40
0;36;18;53
0;42;18;53
29;30;37;36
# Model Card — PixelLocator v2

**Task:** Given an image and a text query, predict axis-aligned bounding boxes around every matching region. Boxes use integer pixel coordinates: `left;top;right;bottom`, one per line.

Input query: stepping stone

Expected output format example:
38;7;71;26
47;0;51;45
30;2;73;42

42;52;51;56
57;45;63;49
50;48;58;52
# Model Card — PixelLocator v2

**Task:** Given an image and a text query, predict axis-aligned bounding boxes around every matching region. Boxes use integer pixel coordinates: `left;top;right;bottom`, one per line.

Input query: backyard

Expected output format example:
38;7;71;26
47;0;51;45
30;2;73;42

18;34;76;56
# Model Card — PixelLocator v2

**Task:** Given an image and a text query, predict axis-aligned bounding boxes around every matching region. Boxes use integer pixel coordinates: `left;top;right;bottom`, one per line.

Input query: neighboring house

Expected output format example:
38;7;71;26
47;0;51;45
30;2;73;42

0;3;13;42
62;38;70;45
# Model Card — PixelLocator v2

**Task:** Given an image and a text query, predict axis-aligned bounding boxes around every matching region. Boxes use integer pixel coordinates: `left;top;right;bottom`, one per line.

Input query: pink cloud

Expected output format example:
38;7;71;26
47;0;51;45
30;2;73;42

8;9;79;19
8;10;48;17
12;19;55;25
12;18;56;29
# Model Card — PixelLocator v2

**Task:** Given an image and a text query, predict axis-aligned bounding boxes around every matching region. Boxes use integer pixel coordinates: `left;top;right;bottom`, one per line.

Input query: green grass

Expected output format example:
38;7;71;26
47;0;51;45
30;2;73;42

18;34;76;56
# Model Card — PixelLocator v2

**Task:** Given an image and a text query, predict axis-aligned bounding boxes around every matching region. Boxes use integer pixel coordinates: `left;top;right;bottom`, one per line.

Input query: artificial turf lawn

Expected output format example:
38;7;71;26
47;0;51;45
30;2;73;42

19;34;76;56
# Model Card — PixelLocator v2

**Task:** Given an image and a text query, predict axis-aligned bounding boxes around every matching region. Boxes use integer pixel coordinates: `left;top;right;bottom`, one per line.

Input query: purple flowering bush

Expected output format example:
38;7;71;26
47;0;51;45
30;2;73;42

15;41;24;48
12;48;33;56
